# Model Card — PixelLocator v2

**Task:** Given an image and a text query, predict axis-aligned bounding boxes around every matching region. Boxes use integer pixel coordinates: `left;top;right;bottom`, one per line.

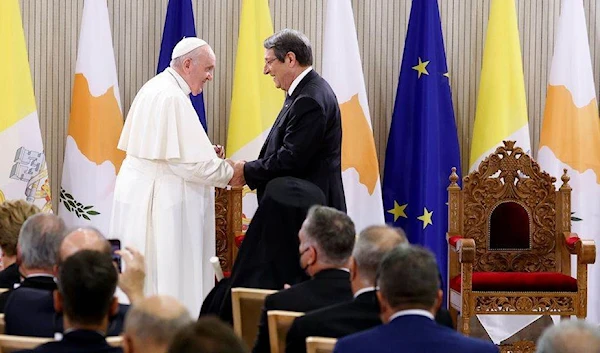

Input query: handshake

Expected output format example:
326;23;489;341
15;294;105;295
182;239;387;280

214;144;246;187
226;159;246;187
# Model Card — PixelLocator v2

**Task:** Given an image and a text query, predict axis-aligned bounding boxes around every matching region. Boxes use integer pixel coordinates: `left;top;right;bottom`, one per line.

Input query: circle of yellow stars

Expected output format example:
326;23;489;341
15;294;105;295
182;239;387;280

387;201;433;229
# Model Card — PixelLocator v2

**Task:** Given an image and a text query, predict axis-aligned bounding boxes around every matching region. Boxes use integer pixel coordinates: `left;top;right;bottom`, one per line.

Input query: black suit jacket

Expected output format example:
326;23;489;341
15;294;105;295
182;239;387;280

2;276;128;337
285;290;455;353
15;330;123;353
252;269;353;353
0;263;20;289
244;70;346;211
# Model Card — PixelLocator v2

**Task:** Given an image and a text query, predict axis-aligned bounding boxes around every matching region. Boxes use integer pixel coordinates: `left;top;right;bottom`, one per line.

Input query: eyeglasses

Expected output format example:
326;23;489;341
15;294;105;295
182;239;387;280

264;57;278;67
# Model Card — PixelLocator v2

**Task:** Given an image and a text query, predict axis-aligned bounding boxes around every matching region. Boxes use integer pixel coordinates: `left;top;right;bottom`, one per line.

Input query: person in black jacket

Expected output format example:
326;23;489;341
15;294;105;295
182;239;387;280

251;205;356;353
18;250;123;353
230;29;346;212
285;225;455;353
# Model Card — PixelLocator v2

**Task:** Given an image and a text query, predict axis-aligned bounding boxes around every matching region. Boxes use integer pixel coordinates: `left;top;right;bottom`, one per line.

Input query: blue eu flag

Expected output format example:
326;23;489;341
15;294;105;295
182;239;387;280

382;0;460;298
157;0;207;131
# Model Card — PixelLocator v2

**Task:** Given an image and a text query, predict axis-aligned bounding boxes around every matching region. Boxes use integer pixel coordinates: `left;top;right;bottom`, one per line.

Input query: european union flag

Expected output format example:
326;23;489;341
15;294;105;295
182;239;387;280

382;0;460;300
157;0;207;131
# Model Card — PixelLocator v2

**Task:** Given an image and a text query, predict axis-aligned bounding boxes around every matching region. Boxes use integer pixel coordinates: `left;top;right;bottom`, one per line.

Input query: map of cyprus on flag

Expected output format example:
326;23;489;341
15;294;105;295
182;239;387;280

322;0;384;233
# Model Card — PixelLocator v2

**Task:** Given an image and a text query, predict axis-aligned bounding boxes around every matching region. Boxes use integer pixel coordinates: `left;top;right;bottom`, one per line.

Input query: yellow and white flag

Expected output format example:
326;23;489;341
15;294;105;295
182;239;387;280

538;0;600;324
226;0;283;224
59;0;124;235
323;0;384;232
470;0;530;170
0;1;51;211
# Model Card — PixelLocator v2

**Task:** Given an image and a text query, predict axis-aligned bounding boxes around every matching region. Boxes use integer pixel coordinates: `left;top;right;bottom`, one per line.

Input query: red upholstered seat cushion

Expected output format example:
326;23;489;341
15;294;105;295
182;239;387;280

450;272;578;292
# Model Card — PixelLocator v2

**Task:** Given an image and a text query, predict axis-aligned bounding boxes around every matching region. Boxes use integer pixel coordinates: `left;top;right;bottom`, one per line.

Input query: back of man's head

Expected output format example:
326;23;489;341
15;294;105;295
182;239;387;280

124;295;192;353
18;213;66;270
352;225;407;286
303;205;355;267
60;227;110;263
57;250;118;328
377;245;440;315
536;319;600;353
167;316;247;353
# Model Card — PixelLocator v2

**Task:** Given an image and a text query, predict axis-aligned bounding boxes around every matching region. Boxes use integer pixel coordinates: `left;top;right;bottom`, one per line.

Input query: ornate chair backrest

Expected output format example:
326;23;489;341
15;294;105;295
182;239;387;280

448;141;572;274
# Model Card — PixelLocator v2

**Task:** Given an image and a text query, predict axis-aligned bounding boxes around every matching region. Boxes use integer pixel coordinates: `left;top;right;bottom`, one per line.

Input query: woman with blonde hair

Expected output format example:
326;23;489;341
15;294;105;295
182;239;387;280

0;200;40;288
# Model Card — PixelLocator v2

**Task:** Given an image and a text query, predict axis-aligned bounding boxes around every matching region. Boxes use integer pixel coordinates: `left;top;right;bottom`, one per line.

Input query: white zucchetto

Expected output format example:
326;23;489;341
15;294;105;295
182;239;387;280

171;37;208;60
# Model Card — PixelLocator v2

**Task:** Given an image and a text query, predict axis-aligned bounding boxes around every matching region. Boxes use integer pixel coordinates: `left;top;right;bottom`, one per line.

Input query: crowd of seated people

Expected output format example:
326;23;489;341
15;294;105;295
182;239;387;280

0;175;596;353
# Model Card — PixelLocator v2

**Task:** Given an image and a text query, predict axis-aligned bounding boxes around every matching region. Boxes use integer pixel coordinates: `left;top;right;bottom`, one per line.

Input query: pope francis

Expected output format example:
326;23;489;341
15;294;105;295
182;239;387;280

109;38;235;316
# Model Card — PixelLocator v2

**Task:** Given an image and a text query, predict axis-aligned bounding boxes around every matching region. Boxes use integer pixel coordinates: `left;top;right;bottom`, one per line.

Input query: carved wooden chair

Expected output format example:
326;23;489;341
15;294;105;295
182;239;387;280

447;141;596;337
214;187;243;276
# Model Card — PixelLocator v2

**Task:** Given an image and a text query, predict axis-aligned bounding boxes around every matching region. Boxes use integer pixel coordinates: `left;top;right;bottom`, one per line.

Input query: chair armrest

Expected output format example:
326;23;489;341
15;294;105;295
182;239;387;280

447;235;463;251
457;238;475;264
563;232;596;264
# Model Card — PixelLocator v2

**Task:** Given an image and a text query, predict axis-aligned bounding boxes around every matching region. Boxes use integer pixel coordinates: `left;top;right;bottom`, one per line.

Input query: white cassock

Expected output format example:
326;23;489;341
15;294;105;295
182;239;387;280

109;67;233;317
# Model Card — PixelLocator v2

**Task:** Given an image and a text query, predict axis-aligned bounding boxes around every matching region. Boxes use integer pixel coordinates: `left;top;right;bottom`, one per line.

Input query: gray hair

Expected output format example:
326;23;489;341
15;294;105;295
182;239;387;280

125;305;193;345
353;225;407;283
536;320;600;353
18;213;66;270
304;205;355;266
169;46;205;68
264;28;313;66
377;245;439;309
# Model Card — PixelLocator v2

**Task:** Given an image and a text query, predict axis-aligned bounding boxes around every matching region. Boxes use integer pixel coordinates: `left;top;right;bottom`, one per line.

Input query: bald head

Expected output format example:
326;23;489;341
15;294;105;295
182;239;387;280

124;295;192;347
60;227;111;262
352;225;407;283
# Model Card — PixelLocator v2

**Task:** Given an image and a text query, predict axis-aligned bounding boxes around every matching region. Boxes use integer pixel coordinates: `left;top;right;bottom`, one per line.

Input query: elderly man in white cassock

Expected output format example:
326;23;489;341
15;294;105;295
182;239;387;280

109;38;238;317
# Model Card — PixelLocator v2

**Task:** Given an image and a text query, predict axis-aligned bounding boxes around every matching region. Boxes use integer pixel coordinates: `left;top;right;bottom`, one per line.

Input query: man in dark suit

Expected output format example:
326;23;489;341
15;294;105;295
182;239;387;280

251;206;356;353
0;213;66;312
18;250;122;353
333;245;498;353
230;28;346;211
286;225;457;353
285;225;406;353
5;227;145;337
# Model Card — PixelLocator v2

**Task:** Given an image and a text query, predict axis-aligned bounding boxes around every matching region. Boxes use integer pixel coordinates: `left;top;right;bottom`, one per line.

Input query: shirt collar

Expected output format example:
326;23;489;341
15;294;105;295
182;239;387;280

166;67;192;95
288;67;312;96
389;309;435;322
353;287;376;299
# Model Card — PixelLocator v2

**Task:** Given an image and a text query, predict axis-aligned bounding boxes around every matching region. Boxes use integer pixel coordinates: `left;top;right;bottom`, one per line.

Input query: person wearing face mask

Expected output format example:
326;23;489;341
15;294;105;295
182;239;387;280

109;37;240;318
251;205;355;353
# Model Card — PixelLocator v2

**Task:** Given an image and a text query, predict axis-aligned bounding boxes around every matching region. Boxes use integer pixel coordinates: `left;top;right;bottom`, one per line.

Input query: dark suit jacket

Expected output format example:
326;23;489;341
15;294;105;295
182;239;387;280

0;263;20;289
333;314;498;353
285;290;455;353
15;330;123;353
252;269;353;353
2;276;128;337
244;70;346;211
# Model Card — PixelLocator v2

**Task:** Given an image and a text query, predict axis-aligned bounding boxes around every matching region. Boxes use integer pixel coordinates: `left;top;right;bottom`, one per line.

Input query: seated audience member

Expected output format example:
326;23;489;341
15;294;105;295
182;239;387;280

0;213;66;311
536;319;600;353
0;200;40;288
123;295;192;353
252;205;356;353
285;225;406;353
18;250;122;353
200;176;326;323
333;245;498;353
167;316;247;353
4;227;145;337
